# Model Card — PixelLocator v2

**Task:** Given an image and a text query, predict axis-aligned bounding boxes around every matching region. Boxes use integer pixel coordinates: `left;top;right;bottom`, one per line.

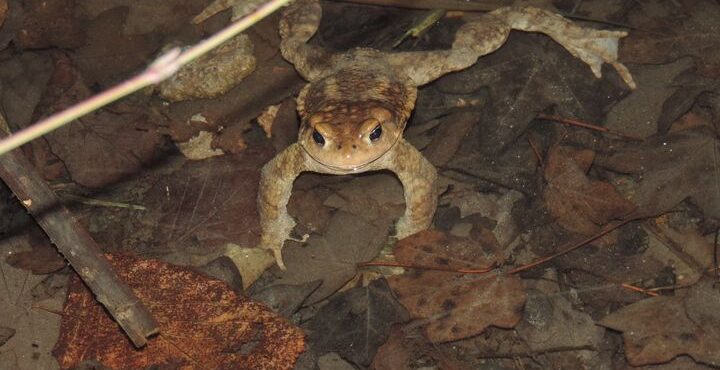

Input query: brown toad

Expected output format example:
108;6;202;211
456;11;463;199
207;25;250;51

259;0;636;268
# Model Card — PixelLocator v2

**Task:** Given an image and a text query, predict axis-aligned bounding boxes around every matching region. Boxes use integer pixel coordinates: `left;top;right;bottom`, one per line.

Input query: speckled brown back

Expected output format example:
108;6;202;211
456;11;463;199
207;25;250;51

297;65;417;129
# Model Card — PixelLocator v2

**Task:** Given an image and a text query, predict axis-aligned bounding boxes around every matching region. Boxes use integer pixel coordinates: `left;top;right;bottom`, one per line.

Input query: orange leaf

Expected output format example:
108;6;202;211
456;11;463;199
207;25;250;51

53;254;305;370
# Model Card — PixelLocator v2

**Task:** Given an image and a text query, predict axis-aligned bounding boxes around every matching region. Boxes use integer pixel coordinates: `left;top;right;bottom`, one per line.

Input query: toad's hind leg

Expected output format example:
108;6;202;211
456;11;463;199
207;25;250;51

388;140;438;239
279;0;334;81
386;7;635;89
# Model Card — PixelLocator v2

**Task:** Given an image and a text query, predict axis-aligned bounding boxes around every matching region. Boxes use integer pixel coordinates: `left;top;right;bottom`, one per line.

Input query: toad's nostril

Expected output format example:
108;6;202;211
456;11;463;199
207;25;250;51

352;145;357;149
337;145;342;150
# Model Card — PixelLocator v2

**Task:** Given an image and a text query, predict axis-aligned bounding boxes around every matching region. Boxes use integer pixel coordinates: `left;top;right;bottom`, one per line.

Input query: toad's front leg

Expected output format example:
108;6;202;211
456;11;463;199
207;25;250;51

387;139;438;239
258;143;307;269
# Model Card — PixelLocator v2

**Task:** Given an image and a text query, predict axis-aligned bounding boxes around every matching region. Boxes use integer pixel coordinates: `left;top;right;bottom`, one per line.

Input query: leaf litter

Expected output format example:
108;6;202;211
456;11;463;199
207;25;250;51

2;0;720;369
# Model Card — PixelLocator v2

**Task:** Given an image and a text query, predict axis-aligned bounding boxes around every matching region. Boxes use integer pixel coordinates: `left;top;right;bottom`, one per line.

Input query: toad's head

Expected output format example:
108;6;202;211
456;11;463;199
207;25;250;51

295;67;417;172
298;102;402;172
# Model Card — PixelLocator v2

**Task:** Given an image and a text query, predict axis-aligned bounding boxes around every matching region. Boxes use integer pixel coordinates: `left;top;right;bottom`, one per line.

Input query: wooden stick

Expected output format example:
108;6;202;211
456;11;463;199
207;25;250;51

0;115;158;348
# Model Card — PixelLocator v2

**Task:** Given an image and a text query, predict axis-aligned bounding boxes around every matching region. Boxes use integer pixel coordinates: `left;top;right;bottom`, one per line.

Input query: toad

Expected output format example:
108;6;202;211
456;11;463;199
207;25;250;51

259;0;636;268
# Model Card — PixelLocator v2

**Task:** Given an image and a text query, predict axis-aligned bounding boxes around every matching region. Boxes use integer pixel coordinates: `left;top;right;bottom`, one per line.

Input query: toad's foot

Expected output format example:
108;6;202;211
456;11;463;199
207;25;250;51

491;7;636;89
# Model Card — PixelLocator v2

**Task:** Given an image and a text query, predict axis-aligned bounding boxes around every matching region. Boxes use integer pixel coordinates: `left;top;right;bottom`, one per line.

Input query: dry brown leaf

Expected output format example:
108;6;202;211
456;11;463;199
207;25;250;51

600;279;720;367
14;0;84;49
37;54;165;188
388;230;526;343
144;150;272;252
543;145;636;236
53;254;305;370
596;127;720;220
0;0;7;28
621;0;720;78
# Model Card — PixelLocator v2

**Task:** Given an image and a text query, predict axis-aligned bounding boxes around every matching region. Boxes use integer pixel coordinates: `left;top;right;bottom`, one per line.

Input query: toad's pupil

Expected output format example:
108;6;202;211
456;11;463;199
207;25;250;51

312;130;325;146
369;125;382;141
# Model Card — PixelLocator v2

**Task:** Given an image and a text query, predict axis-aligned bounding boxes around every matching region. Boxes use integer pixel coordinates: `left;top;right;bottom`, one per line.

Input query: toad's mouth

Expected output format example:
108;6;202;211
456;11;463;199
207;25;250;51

300;143;394;173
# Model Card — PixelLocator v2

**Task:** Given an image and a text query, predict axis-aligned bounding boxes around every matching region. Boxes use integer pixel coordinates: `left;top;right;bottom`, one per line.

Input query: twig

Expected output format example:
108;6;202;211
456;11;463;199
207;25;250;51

620;282;658;297
0;0;291;156
59;193;147;211
362;219;633;275
536;113;645;142
359;260;496;274
526;136;543;167
507;219;633;274
0;115;158;347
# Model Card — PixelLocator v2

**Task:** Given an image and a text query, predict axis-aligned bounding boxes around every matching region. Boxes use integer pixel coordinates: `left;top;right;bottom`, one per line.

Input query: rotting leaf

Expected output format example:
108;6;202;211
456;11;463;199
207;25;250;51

274;211;387;303
543;145;636;236
372;326;457;370
596;127;720;220
14;0;85;49
145;149;273;253
36;54;166;188
71;7;161;87
600;279;720;367
52;254;305;370
305;278;408;366
439;33;628;157
621;0;720;78
250;280;322;318
5;227;65;274
0;0;7;29
388;230;526;343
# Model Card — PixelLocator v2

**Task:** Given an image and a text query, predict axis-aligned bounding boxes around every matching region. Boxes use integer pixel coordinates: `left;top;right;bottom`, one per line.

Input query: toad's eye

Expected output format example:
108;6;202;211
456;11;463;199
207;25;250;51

312;130;325;146
369;125;382;141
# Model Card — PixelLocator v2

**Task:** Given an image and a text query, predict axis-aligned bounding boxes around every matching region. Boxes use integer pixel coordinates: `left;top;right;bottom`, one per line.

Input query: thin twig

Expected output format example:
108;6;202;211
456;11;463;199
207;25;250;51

536;113;645;142
359;260;496;274
526;135;543;167
0;0;291;156
362;219;633;275
507;219;633;274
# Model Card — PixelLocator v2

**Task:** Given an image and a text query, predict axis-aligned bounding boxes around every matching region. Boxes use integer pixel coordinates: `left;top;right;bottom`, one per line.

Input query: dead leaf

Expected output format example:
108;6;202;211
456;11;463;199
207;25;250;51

388;230;526;343
144;149;272;253
274;211;387;303
544;145;636;236
596;127;720;219
223;243;275;290
80;0;210;35
372;326;459;370
603;58;694;138
0;0;7;28
0;51;53;128
305;278;408;366
438;33;629;157
323;173;404;228
288;188;333;237
71;7;161;86
36;54;166;188
0;233;65;369
52;254;305;370
5;227;65;274
14;0;84;49
257;104;280;138
176;130;225;160
250;280;322;318
0;326;14;347
517;288;604;353
621;0;720;78
600;279;720;367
